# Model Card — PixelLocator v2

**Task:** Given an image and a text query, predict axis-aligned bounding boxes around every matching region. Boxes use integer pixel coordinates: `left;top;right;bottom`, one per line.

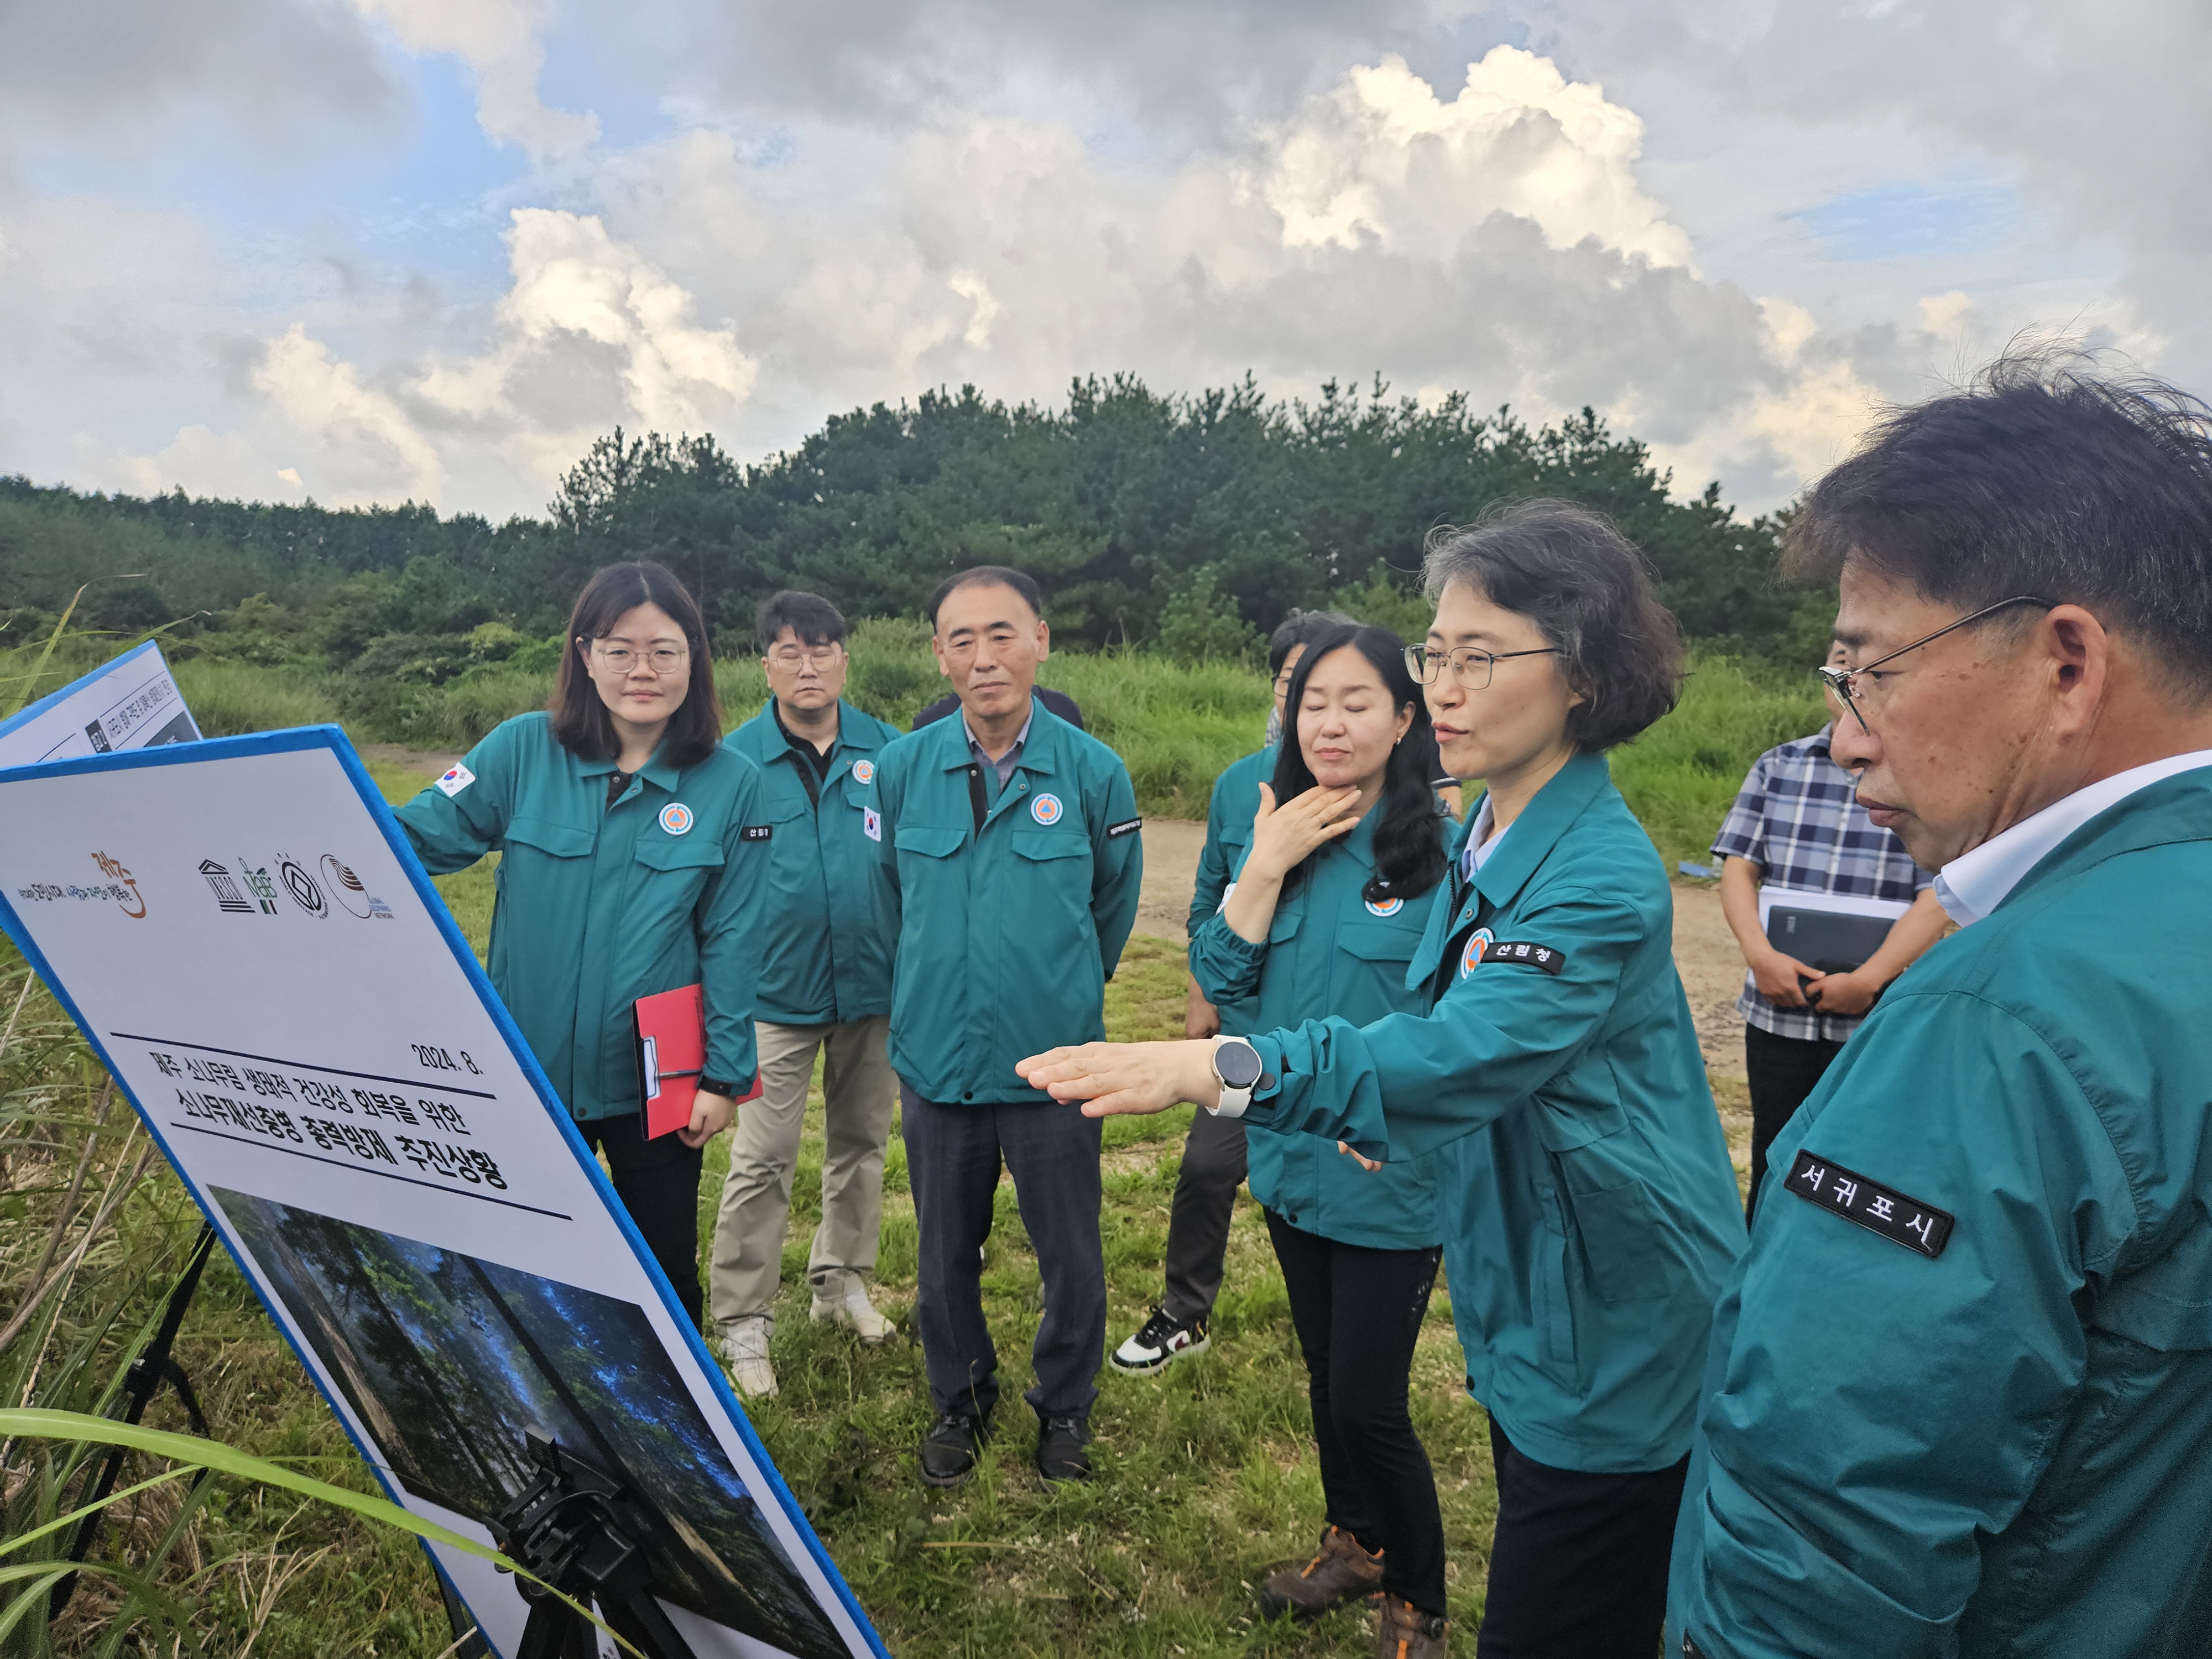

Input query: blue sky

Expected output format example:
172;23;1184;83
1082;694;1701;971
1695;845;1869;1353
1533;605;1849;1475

0;0;2195;517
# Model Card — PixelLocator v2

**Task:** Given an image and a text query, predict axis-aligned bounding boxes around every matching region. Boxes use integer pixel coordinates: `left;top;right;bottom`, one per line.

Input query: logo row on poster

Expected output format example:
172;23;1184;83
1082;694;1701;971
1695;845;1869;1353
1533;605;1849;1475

14;851;397;922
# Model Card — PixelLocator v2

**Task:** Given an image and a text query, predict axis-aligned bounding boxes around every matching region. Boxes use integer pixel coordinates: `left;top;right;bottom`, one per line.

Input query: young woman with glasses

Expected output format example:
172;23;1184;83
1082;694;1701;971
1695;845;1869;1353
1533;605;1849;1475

1021;502;1743;1659
395;561;770;1326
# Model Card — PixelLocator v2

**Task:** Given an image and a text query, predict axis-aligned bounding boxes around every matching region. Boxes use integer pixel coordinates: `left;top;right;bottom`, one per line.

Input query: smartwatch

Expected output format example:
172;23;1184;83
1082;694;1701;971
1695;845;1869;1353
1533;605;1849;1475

1209;1036;1265;1118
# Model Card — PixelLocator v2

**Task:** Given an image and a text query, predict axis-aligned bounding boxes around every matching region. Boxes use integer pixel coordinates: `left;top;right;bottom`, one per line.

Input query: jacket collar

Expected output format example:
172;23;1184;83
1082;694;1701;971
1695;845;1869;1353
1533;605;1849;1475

1985;761;2212;918
1463;752;1610;910
936;700;1065;778
576;746;683;794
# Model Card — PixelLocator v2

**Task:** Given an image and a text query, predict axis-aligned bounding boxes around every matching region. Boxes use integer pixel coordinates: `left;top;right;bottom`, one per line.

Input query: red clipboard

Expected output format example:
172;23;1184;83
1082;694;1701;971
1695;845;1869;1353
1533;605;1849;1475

633;984;759;1140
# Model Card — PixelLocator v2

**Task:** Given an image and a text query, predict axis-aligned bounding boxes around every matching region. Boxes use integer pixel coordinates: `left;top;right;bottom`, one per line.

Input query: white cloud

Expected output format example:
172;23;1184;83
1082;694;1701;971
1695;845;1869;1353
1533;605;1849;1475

348;0;596;159
254;322;444;503
1258;48;1695;272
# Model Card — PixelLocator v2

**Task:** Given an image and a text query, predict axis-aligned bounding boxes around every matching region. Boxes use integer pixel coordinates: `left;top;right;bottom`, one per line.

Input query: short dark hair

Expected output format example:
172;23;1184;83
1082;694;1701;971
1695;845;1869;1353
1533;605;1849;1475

757;590;847;652
550;561;723;769
1785;348;2212;702
927;565;1042;628
1267;608;1357;677
1423;501;1684;752
1271;623;1448;904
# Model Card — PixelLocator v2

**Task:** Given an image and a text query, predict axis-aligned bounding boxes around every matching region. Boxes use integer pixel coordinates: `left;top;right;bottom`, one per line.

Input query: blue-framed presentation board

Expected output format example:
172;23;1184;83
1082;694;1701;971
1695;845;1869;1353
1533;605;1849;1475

0;638;200;768
0;724;888;1659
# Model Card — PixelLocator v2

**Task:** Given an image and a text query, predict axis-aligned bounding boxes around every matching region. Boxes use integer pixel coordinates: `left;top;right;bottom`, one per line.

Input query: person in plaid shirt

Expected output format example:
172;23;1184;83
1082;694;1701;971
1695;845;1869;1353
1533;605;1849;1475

1713;640;1949;1214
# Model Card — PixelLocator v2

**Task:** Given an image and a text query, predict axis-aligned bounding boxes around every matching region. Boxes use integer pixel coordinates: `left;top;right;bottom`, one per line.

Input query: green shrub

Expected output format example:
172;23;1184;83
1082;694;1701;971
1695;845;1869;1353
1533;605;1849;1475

1155;566;1264;667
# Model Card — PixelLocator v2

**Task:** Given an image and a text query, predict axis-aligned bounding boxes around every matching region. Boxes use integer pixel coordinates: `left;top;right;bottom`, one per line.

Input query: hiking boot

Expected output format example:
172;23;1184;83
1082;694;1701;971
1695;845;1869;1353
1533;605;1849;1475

1110;1305;1209;1375
1035;1414;1092;1483
1373;1595;1449;1659
714;1316;776;1399
810;1272;895;1344
919;1411;990;1487
1258;1525;1384;1620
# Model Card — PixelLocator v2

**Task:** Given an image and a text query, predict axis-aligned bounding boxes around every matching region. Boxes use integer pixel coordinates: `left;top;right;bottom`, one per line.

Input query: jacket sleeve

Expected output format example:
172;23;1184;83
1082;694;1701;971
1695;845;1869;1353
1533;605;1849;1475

1244;881;1650;1162
1187;864;1265;1004
695;757;768;1091
1088;760;1144;977
1188;766;1242;937
390;721;519;874
1673;992;2131;1658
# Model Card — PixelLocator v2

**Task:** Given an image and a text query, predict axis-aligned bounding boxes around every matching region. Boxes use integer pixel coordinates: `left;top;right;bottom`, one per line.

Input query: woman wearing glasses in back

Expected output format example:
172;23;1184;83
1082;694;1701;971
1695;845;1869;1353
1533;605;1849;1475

394;562;770;1328
1019;503;1743;1659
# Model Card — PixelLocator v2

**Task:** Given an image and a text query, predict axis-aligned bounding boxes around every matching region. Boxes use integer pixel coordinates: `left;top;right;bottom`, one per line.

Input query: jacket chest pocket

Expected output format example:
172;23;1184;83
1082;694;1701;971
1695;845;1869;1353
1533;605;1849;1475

1011;830;1092;919
633;832;726;898
760;800;813;893
894;825;967;884
503;816;595;869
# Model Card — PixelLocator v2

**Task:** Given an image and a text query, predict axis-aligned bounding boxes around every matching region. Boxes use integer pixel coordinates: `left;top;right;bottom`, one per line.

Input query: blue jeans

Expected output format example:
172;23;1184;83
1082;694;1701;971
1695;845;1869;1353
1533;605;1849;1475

899;1087;1104;1420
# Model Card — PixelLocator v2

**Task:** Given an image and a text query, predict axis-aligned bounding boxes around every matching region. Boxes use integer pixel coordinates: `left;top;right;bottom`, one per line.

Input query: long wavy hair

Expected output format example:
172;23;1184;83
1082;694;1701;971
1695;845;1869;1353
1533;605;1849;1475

1269;623;1448;906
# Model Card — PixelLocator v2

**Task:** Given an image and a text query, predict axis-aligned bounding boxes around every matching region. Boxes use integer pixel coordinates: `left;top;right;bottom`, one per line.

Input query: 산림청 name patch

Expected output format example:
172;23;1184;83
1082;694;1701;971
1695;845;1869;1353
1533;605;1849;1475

1786;1149;1954;1258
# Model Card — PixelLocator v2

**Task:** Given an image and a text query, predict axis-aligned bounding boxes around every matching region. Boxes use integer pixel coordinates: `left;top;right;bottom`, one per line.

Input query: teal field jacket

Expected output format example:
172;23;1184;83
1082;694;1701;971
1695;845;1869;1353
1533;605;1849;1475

869;705;1144;1105
1189;810;1445;1250
1670;769;2212;1658
1188;747;1274;1036
393;712;768;1121
724;698;902;1026
1243;752;1744;1472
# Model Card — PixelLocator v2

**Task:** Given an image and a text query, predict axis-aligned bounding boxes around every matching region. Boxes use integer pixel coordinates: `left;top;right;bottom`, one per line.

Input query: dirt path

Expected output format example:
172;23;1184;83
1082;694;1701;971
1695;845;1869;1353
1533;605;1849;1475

1135;817;1747;1079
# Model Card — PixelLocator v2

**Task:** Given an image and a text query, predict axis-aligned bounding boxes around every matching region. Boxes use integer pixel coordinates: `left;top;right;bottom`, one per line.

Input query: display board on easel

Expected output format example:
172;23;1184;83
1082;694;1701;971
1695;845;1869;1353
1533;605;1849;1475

0;724;886;1659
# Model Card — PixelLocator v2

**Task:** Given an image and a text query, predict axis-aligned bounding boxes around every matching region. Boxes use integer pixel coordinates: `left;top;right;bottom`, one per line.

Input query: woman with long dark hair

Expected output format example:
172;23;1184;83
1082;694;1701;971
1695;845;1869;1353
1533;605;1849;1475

395;561;769;1326
1187;623;1454;1642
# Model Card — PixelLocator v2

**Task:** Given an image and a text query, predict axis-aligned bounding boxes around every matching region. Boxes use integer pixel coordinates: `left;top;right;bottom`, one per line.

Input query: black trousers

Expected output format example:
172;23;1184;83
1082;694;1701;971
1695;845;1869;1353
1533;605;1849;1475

585;1113;706;1327
1477;1416;1688;1659
900;1087;1105;1421
1161;1107;1248;1324
1265;1209;1448;1616
1744;1022;1847;1217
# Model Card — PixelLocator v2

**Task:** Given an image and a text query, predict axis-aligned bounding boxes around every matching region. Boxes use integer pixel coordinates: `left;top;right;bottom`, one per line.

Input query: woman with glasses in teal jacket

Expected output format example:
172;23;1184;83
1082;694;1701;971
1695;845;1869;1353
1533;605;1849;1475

1022;504;1744;1659
1188;623;1452;1642
395;561;770;1326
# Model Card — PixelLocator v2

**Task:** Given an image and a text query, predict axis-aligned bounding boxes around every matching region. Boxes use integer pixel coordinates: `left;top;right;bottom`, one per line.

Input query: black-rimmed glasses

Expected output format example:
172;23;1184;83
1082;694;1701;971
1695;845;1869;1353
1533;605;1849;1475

1404;644;1566;691
1818;594;2054;733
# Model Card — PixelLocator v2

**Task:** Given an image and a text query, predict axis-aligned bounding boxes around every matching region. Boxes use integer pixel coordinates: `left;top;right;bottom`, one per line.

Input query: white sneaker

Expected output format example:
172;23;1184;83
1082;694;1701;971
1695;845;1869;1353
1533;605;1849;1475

810;1275;895;1344
1111;1305;1209;1375
715;1316;778;1397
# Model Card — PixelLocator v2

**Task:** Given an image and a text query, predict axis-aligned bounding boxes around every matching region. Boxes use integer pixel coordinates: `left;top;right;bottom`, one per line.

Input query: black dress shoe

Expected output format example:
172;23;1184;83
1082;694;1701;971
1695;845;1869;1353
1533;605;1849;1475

919;1412;989;1486
1035;1413;1092;1483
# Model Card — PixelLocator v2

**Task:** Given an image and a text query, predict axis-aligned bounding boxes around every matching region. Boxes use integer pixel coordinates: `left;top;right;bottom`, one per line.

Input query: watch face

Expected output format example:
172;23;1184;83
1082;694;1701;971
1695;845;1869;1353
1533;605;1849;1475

1216;1040;1264;1092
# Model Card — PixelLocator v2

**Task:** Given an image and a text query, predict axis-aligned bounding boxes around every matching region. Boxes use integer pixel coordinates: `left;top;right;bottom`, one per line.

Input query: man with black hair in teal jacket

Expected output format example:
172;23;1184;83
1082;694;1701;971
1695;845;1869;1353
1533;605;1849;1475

1666;354;2212;1657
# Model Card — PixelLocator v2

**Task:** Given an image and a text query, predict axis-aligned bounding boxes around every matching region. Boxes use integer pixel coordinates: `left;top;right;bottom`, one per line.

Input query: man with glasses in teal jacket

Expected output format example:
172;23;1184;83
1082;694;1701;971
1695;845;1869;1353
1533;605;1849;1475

1667;353;2212;1657
709;591;904;1399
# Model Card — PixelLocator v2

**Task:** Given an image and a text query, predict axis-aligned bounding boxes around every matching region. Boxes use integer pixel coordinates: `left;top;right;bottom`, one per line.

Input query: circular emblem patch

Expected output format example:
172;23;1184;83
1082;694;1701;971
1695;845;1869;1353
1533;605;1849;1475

1459;927;1495;979
1030;792;1063;826
1364;896;1405;917
659;802;695;836
851;759;875;784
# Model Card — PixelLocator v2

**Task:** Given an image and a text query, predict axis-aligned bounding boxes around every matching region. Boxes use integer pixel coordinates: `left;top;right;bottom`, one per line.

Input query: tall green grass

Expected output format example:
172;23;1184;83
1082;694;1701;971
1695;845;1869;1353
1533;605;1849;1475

1611;655;1829;867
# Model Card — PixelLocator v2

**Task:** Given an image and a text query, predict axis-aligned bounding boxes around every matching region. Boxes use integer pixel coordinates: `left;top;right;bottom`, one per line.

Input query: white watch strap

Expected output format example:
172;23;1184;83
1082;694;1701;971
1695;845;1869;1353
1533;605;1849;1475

1209;1036;1253;1118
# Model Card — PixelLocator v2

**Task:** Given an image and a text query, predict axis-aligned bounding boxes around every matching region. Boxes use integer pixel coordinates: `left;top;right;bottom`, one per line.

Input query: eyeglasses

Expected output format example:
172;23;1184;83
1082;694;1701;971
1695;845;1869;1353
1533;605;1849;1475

767;644;843;671
1817;594;2055;733
589;641;690;675
1404;644;1565;691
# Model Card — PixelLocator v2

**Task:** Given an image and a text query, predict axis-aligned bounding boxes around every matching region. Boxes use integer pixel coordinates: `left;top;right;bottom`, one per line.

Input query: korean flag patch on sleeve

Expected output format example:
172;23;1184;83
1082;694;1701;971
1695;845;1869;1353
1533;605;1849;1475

435;763;476;797
863;806;882;842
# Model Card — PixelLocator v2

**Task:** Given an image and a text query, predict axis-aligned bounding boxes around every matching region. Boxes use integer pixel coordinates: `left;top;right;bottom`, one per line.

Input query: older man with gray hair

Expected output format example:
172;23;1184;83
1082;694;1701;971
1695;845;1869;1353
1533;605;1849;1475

1669;353;2212;1656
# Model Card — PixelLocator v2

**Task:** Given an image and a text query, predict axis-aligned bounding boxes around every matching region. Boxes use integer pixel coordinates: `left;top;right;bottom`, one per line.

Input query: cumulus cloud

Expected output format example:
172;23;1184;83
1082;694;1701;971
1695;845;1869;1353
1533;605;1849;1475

349;0;597;159
253;322;444;503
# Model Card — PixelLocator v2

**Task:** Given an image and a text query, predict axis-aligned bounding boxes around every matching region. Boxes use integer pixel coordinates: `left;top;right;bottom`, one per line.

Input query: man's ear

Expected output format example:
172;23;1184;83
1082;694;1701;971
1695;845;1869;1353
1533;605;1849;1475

1035;618;1051;662
2044;604;2110;736
931;634;952;680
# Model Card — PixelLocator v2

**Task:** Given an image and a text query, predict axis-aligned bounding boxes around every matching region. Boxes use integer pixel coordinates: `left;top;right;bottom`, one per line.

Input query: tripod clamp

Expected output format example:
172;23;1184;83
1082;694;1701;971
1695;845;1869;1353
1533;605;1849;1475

487;1428;698;1659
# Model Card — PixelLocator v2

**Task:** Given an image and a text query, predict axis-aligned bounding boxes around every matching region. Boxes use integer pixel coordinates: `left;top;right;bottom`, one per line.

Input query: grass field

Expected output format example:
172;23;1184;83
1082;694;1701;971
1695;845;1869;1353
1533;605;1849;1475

0;642;1805;1655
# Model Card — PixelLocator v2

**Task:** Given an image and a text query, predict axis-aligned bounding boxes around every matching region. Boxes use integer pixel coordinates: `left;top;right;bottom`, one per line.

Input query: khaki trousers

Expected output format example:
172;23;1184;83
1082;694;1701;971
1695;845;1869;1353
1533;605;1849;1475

708;1015;896;1331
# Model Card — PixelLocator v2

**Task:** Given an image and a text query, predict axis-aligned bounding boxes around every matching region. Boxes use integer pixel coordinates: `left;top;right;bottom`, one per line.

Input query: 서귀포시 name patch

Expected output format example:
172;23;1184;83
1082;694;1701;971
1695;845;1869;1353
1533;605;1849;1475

1786;1149;1954;1258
